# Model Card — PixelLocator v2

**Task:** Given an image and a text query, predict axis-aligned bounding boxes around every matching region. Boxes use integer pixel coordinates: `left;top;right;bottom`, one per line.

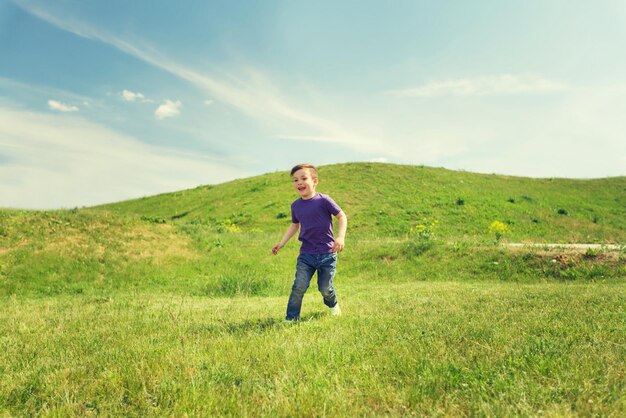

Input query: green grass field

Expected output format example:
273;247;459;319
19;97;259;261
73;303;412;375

1;282;624;416
1;163;625;416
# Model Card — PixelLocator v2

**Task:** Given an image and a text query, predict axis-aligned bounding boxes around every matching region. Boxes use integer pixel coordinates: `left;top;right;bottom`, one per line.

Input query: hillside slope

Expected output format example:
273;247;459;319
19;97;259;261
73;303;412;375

1;163;624;297
101;163;626;242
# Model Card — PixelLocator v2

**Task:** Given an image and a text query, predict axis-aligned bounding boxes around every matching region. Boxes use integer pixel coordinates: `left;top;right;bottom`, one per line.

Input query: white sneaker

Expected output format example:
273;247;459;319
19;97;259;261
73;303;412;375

330;304;342;316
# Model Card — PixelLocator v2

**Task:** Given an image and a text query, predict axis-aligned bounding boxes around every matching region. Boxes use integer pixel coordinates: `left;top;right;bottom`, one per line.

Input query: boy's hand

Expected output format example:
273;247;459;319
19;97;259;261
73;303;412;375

272;243;283;255
331;237;345;253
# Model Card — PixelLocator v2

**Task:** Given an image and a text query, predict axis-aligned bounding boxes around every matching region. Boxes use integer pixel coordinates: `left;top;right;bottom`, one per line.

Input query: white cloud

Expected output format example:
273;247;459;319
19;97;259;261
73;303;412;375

204;99;214;106
391;74;567;98
155;99;182;119
48;99;79;112
121;89;149;102
0;105;250;209
1;77;102;112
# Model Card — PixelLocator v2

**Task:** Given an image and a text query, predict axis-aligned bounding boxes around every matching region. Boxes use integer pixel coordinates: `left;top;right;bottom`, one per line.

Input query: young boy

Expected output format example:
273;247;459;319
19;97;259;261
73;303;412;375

272;163;347;321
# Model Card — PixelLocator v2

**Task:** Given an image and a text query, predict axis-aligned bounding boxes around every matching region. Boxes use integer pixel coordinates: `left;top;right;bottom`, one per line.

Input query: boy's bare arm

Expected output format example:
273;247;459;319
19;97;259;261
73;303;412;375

332;211;348;253
272;223;300;255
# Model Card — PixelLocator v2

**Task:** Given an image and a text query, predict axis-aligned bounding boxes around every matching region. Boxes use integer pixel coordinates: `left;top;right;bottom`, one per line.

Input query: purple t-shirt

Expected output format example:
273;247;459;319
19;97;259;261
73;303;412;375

291;193;342;254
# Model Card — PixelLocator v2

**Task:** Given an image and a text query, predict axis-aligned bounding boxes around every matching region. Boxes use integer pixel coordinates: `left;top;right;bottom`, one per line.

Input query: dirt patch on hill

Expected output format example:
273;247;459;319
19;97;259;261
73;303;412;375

504;243;623;252
549;252;622;268
503;243;624;265
39;223;199;264
120;224;199;264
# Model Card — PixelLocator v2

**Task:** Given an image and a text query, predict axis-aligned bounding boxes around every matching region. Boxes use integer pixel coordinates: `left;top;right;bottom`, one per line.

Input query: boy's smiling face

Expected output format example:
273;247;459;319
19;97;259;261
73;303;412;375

292;168;318;199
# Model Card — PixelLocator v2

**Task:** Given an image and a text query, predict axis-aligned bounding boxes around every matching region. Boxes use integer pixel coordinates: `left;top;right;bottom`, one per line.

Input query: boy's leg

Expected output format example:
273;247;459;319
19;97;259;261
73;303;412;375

317;253;338;308
285;254;316;320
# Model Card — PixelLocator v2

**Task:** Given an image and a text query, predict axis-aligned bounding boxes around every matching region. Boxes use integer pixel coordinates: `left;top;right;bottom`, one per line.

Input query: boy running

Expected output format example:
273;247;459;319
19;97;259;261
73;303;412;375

272;164;347;321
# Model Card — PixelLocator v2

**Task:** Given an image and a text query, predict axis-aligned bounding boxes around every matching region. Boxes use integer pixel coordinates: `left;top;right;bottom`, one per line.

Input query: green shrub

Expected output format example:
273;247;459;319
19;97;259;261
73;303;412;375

141;216;167;224
402;238;434;257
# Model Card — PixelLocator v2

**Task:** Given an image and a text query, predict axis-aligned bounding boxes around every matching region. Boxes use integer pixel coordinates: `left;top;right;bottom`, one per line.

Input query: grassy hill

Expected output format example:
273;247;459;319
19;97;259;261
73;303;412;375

1;163;624;297
101;162;625;242
1;163;625;416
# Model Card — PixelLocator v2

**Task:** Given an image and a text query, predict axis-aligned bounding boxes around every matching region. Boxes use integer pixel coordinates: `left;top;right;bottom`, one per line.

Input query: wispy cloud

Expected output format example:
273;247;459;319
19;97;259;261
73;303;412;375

155;99;182;119
13;1;388;155
48;99;79;112
390;74;566;98
0;76;100;110
0;104;249;209
275;134;340;143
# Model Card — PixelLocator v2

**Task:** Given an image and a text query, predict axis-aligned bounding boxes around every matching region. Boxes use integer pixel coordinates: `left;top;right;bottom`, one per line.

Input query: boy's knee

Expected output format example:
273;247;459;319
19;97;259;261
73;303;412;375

292;282;309;294
318;286;334;297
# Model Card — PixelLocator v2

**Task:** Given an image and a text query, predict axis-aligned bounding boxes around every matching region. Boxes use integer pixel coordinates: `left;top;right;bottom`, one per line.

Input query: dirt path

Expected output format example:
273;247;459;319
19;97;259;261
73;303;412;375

504;243;623;252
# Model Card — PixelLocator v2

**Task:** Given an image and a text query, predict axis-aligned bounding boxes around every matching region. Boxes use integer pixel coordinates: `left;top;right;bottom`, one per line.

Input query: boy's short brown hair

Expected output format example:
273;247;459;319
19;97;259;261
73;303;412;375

290;163;318;178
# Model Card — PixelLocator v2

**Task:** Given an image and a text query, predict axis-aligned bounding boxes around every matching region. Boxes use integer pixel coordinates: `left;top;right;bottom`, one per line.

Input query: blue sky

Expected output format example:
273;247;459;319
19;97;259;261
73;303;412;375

1;0;625;209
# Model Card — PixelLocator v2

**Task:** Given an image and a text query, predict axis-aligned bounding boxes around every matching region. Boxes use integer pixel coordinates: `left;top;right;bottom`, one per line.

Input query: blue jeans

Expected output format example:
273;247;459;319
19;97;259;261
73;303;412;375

286;253;339;320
